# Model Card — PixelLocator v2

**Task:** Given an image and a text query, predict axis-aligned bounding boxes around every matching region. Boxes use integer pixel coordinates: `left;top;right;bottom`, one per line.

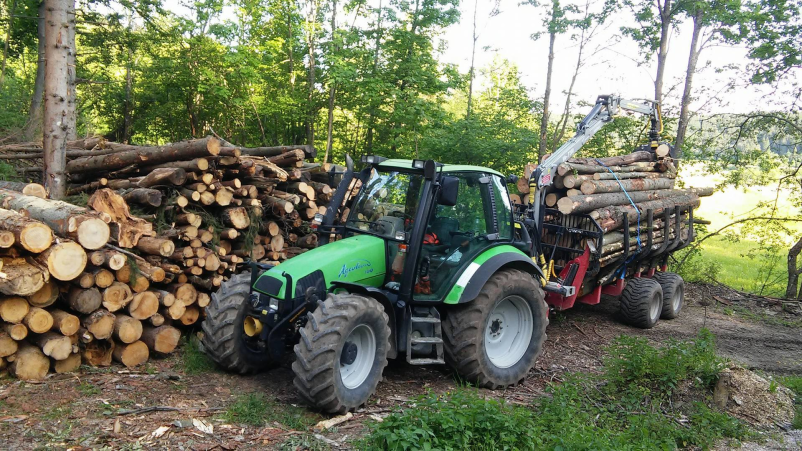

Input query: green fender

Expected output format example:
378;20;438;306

443;245;544;304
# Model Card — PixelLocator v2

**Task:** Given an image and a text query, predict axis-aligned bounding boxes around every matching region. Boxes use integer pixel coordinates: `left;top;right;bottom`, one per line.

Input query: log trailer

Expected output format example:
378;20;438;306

202;94;695;413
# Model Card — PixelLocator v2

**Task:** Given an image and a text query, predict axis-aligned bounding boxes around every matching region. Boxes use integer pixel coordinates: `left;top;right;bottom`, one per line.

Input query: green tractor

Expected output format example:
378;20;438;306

202;95;692;413
203;156;549;413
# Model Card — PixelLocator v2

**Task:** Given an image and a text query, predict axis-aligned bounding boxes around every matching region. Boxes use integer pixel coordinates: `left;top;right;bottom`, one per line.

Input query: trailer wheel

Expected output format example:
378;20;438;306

201;272;273;373
443;269;548;389
619;277;663;329
653;272;684;319
292;293;390;413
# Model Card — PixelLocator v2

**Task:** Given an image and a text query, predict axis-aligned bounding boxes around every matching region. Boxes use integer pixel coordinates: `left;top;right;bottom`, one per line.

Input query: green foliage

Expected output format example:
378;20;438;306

77;382;101;396
0;162;20;182
781;376;802;429
363;330;750;450
180;336;217;375
604;329;725;396
222;392;320;430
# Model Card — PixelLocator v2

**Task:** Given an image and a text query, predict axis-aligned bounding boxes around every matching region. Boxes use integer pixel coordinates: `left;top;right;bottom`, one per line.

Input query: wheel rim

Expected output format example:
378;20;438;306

650;292;661;321
485;295;533;369
672;285;683;312
339;324;376;389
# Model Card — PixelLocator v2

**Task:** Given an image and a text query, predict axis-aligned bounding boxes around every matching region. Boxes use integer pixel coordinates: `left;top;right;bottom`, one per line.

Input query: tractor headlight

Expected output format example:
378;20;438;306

268;297;280;311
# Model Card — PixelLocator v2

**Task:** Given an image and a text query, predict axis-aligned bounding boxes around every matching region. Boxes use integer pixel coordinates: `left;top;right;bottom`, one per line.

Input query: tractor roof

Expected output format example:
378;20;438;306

376;159;504;178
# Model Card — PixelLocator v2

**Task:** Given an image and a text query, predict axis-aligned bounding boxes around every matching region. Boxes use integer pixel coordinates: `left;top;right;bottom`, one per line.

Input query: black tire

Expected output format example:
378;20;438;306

292;293;391;413
201;272;272;373
653;272;684;319
443;269;548;389
619;277;663;329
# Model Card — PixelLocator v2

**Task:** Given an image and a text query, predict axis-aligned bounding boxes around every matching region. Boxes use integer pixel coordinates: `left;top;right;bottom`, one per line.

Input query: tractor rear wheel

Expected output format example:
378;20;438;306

619;277;663;329
443;269;548;389
292;293;390;413
653;272;684;319
201;272;272;373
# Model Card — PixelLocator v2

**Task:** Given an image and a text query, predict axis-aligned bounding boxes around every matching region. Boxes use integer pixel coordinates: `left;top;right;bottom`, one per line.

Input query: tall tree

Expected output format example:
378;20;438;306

23;1;45;141
743;0;801;84
42;0;75;199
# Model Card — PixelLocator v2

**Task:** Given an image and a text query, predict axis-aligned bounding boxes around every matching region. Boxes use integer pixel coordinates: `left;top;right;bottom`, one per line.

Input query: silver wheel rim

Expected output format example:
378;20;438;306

485;295;533;369
672;286;683;312
340;324;376;389
650;292;661;321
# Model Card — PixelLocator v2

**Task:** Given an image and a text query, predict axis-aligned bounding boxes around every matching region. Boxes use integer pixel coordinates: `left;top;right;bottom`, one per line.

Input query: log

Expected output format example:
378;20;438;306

137;168;187;187
579;177;675;195
23;307;53;334
296;234;318;249
33;332;73;361
0;181;47;198
148;313;165;327
0;296;29;323
261;195;294;214
102;282;133;312
222;207;251;229
83;309;116;340
168;283;198;306
26;279;59;308
135;237;175;257
9;342;49;380
545;193;559;207
87;189;154;248
0;208;53;252
146;158;209;172
101;249;126;270
155;290;175;307
590;196;700;232
0;229;13;248
113;314;143;344
0;332;17;357
561;174;595;189
91;267;115;288
141;325;180;354
0;189;111;249
112;340;149;368
163;302;186;321
50;309;80;336
239;144;314;158
67;286;102;314
215;187;235;206
179;305;200;326
73;271;95;289
36;240;86;281
592;171;674;181
197;292;210;308
52;352;82;373
556;162;657;176
82;339;114;367
88;250;106;266
128;291;159;320
66;136;221;173
0;258;46;295
4;322;28;340
568;150;654;167
122;188;163;207
557;189;700;215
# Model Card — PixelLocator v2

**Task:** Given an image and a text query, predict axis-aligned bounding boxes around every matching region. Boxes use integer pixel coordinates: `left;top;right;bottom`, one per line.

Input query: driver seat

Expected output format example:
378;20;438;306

428;217;459;252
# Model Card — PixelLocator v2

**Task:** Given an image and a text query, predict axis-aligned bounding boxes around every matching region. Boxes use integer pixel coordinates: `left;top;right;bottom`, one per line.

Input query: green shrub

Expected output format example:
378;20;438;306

223;393;320;430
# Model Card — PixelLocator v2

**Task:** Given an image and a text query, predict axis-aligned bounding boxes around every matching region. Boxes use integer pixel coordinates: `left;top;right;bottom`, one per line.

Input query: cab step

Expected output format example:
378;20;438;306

407;307;445;365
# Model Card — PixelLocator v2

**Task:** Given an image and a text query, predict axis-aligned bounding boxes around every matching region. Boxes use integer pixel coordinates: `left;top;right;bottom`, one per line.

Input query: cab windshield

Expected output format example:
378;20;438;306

346;169;424;241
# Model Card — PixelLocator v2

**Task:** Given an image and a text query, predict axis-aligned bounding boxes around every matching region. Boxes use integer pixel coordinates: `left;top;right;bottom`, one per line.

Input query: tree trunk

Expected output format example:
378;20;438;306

557;162;657;176
141;325;180;354
0;182;47;198
43;0;76;199
113;314;143;344
786;236;802;299
4;323;28;340
0;0;18;89
67;286;102;314
674;9;703;153
50;309;80;336
538;22;557;160
557;189;706;215
128;291;159;320
36;240;86;281
112;340;148;368
580;177;675;195
24;307;54;334
654;0;672;105
10;342;50;381
466;0;479;120
122;188;162;207
23;1;46;141
83;309;116;340
102;281;133;312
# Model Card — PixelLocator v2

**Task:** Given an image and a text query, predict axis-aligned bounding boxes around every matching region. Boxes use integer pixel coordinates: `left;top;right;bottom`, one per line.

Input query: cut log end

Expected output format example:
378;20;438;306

112;340;149;368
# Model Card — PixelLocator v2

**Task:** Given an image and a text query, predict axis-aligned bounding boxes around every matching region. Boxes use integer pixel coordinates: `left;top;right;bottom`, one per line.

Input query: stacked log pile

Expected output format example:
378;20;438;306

0;137;335;379
514;150;712;267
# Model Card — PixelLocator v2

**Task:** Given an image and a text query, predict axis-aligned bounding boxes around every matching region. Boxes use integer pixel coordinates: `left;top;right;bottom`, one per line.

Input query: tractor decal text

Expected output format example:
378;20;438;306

338;260;373;279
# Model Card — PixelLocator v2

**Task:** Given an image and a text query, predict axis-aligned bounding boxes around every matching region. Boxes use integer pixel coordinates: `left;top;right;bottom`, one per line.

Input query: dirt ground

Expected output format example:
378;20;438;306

1;282;800;450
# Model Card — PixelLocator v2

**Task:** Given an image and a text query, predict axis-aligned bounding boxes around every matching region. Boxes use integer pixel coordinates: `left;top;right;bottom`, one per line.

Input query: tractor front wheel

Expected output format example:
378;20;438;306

201;272;273;373
292;293;391;413
443;269;548;389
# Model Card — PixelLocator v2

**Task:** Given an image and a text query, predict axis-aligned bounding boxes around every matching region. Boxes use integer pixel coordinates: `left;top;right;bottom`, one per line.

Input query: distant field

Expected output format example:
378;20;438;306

678;165;798;297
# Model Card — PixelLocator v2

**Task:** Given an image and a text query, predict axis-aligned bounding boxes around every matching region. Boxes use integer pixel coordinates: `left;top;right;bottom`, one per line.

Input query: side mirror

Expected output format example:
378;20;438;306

438;176;459;207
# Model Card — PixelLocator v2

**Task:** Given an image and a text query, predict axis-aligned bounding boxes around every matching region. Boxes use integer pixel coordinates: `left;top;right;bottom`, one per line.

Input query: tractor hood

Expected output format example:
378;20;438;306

253;234;387;299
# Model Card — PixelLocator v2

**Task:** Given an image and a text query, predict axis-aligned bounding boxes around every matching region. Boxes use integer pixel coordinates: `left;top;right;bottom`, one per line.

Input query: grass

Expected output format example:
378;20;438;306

361;330;753;450
77;382;101;396
222;392;322;430
780;376;802;430
180;336;217;375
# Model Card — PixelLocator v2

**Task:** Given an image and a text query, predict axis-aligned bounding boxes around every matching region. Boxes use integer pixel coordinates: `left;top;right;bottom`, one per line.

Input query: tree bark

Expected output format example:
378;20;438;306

36;240;86;281
557;189;708;215
113;314;143;344
43;0;77;199
655;0;672;105
122;188;162;207
580;177;675;195
0;208;53;253
0;257;48;296
557;162;657;176
50;309;80;336
112;340;148;368
466;0;479;120
538;26;557;161
34;331;73;361
674;9;703;153
10;342;50;381
66;136;220;174
0;182;48;198
141;325;180;354
67;286;102;314
0;0;16;89
83;309;115;340
23;1;46;141
27;279;59;308
786;236;802;299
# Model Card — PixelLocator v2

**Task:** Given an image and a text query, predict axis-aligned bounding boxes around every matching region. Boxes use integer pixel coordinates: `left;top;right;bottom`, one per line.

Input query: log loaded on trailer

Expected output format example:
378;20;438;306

201;94;709;413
